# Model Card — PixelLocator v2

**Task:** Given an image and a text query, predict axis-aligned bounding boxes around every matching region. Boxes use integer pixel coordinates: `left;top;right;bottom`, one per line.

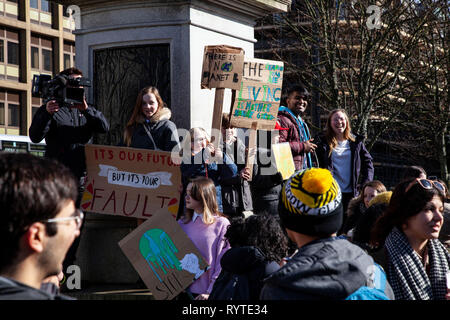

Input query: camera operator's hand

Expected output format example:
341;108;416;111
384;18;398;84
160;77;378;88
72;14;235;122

46;100;60;115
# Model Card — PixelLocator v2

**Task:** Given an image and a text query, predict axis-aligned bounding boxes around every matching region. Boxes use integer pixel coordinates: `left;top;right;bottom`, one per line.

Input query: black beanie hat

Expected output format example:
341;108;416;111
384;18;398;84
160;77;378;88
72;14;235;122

279;168;343;237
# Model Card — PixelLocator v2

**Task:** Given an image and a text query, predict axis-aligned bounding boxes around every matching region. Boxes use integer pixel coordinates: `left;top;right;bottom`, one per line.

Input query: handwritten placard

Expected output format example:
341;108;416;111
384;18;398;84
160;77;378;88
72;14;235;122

201;45;245;90
80;145;181;219
230;57;284;130
119;212;208;300
272;142;296;180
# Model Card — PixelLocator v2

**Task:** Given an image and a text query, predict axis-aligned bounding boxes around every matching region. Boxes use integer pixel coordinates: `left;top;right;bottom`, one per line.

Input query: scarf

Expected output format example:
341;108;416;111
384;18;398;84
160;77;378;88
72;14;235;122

278;106;312;169
385;227;450;300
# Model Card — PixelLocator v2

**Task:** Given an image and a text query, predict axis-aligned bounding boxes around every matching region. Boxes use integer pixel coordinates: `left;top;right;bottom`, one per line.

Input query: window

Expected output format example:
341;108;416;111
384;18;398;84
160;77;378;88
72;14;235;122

42;48;52;71
0;91;21;133
7;41;18;65
31;35;53;75
0;40;3;63
64;53;70;69
8;103;19;127
0;103;4;125
31;46;39;69
41;0;50;12
30;0;38;9
30;0;52;27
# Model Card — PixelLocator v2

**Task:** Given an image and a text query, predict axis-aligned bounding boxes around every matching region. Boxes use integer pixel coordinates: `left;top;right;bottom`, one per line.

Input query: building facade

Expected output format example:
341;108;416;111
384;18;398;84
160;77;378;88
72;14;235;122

0;0;75;136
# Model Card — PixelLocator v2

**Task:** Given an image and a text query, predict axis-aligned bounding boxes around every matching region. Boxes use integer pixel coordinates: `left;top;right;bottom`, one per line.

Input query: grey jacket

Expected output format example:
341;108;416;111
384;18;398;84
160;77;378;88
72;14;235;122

260;237;394;300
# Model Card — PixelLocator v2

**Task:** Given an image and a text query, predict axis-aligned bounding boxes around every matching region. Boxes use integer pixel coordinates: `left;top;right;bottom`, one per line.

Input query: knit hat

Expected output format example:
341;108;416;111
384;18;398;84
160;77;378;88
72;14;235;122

279;168;343;236
368;191;392;207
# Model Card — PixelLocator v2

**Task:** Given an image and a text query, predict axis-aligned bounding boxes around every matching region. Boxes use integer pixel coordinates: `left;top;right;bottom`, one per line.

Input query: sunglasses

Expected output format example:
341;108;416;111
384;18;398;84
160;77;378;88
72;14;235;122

405;178;445;194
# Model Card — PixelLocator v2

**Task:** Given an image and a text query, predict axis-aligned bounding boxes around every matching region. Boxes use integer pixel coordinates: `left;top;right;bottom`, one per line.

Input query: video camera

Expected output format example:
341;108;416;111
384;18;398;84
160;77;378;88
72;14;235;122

32;74;92;107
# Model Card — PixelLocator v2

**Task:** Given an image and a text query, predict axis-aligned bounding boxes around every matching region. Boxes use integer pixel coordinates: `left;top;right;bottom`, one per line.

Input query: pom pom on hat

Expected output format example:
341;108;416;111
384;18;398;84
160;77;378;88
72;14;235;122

302;168;333;195
279;168;343;237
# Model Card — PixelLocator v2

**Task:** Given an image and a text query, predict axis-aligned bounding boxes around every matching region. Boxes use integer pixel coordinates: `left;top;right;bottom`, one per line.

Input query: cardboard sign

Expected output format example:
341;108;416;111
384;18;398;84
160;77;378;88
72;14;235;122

272;142;296;180
81;144;181;219
119;213;208;300
230;57;284;130
201;45;245;90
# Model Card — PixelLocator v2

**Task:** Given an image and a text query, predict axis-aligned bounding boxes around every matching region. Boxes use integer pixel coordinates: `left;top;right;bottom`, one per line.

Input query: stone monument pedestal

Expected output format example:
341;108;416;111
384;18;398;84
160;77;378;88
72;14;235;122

54;0;291;287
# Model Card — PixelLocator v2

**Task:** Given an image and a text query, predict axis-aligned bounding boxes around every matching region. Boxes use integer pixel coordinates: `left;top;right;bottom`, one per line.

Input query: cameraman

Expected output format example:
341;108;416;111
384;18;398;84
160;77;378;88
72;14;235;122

29;67;109;277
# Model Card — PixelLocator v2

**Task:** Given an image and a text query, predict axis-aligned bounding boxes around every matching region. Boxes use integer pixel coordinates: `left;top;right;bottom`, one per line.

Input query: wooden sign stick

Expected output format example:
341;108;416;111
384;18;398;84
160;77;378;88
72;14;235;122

245;122;258;181
211;88;225;151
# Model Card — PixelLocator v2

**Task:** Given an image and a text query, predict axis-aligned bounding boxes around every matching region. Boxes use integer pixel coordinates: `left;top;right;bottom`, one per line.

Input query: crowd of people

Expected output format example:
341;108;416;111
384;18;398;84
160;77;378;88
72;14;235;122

0;67;449;301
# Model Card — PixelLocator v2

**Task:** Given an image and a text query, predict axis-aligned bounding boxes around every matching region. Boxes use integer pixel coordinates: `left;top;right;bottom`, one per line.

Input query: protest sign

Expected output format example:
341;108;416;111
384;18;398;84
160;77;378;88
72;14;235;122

272;142;296;180
80;144;181;219
201;45;245;91
119;212;208;300
230;57;284;130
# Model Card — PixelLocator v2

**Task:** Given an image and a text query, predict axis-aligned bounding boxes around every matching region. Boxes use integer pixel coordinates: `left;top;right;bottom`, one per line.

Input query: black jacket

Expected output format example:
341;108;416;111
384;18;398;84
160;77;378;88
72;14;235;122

29;104;109;179
120;107;180;152
260;237;394;300
0;276;73;300
209;246;280;301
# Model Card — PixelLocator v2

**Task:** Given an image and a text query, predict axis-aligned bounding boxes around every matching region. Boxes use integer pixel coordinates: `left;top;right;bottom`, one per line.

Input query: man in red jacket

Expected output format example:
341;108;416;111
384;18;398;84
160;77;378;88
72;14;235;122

277;85;317;171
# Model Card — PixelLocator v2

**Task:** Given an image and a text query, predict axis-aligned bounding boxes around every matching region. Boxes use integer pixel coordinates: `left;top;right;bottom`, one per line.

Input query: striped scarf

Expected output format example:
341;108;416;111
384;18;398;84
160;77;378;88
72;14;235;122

385;228;450;300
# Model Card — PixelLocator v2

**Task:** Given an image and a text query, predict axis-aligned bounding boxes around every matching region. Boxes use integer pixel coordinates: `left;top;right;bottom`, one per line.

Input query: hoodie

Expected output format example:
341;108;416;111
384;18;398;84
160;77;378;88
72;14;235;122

209;246;280;300
260;237;394;300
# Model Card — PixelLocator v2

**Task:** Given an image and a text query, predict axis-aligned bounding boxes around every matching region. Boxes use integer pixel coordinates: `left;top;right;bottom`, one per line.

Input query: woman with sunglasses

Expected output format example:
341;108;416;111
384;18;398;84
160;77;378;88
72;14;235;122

371;178;450;300
178;177;230;300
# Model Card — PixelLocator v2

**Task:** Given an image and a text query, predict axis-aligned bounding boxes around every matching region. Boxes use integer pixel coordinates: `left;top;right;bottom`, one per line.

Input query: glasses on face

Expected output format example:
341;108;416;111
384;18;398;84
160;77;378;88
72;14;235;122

405;178;445;194
43;210;84;229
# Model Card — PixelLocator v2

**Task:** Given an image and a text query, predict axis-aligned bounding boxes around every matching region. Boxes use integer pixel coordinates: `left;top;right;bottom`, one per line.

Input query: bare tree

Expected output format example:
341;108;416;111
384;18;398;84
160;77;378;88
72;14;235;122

255;0;448;182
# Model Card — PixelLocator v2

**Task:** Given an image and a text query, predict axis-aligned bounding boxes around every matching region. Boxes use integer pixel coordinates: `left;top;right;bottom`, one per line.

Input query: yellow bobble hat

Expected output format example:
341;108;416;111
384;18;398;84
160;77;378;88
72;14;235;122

279;168;343;236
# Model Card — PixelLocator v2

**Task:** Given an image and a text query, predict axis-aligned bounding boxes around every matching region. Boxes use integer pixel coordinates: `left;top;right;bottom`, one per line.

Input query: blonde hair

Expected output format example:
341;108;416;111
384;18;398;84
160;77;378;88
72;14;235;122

179;127;210;158
182;176;221;225
325;109;355;156
123;86;166;147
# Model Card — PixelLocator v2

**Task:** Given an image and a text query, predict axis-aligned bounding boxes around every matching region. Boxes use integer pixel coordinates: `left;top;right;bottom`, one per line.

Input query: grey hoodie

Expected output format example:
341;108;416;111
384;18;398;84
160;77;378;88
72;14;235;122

260;237;394;300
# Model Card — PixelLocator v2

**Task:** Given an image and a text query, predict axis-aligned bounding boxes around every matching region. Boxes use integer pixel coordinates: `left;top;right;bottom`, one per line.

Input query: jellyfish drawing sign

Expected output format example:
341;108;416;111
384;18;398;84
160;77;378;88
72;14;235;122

119;212;208;300
139;229;181;282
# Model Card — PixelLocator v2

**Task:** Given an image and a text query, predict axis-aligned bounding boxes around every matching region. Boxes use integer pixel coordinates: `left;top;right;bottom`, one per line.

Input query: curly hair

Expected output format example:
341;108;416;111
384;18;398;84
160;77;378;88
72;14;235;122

224;215;289;262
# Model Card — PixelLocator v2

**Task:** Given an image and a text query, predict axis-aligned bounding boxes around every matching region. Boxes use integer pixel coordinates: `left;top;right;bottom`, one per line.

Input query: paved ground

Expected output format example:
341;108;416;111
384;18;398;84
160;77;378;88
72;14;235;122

63;283;154;300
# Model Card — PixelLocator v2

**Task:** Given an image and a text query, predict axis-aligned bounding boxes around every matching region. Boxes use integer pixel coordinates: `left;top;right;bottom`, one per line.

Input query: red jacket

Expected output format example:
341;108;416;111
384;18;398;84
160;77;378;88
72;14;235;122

277;109;310;171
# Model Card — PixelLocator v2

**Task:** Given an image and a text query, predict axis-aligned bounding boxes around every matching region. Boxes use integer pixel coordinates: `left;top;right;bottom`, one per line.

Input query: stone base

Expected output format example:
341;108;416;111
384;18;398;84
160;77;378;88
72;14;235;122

74;213;140;284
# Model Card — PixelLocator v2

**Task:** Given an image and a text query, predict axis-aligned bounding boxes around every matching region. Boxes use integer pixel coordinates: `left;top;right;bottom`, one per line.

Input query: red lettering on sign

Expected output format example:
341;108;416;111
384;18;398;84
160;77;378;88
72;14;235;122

119;151;126;160
141;195;153;218
91;188;104;211
157;196;171;208
137;152;143;162
102;190;116;213
122;192;140;216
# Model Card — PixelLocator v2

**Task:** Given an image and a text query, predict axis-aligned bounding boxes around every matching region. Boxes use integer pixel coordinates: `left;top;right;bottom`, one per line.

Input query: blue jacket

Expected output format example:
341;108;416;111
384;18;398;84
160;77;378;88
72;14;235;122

260;237;394;300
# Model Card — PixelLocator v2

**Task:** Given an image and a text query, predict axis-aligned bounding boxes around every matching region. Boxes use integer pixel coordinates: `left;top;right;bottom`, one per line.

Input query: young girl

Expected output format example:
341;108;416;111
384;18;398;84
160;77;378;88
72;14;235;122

177;127;237;218
178;176;230;300
315;109;374;223
122;86;179;151
343;180;387;235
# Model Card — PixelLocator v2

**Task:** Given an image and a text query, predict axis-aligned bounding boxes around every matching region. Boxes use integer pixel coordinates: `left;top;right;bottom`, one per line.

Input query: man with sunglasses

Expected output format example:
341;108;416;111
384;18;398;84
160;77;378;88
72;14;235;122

0;153;81;299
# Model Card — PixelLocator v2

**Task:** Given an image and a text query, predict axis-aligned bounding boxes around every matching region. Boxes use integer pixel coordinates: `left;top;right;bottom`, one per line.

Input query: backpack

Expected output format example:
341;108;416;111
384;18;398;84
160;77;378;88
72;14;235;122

208;271;250;300
346;263;390;300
